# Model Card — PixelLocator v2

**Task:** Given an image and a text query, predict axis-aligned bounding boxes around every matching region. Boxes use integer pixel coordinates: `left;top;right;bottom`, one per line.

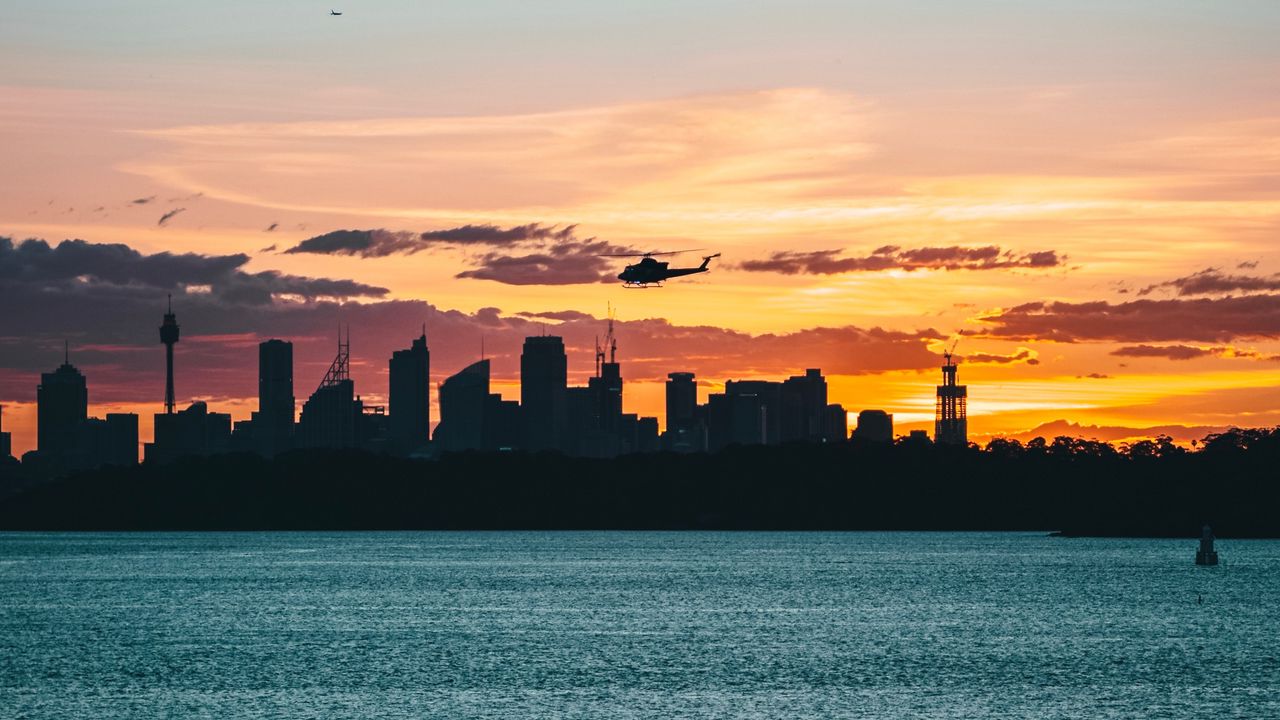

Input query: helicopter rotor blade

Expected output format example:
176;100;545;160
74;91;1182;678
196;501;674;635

596;248;706;258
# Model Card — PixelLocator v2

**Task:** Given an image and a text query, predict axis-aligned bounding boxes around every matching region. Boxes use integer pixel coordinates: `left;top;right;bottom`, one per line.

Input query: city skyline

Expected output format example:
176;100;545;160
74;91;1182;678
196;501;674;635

4;2;1280;455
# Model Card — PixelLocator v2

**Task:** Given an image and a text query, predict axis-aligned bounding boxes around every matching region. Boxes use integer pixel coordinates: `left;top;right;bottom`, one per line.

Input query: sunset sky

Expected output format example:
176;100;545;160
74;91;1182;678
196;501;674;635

3;1;1280;456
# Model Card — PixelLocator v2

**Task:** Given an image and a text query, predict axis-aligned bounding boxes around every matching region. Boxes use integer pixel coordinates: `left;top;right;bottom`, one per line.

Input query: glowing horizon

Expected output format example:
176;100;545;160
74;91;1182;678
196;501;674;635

3;1;1280;456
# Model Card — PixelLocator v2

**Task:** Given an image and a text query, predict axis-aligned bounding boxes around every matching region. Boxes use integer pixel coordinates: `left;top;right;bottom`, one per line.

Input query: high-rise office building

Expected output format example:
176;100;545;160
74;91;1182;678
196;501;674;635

297;332;357;449
665;372;697;432
389;331;430;453
434;359;489;453
780;369;828;443
37;351;88;462
520;336;567;451
147;401;231;464
256;339;294;455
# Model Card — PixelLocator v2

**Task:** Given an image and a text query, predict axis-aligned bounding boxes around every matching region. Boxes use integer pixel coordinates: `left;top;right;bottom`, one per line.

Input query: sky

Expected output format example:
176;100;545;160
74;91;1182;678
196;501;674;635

3;0;1280;456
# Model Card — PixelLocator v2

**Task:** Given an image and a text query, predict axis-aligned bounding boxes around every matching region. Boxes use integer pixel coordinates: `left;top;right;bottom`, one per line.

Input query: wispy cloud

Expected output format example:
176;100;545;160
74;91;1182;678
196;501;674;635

738;246;1063;275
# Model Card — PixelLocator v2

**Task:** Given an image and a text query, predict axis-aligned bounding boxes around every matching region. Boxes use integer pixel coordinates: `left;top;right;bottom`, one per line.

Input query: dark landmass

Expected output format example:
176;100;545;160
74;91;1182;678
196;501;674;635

1;428;1277;536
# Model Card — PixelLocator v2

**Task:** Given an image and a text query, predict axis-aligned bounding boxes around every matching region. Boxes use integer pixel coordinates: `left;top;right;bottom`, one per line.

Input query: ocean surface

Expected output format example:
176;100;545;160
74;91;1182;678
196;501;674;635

0;532;1275;718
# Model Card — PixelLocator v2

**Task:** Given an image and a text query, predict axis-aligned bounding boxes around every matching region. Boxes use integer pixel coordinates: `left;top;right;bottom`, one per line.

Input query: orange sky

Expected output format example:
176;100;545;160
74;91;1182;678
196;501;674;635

3;2;1280;457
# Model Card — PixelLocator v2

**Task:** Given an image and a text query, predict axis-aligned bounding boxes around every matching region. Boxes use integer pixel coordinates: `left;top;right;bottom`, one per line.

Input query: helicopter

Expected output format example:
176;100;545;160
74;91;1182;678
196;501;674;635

601;249;722;288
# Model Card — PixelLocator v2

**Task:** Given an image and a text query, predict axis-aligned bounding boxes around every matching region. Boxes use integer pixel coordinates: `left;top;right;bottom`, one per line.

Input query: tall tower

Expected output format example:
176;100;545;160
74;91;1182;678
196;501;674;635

159;296;180;414
935;348;967;445
389;328;430;453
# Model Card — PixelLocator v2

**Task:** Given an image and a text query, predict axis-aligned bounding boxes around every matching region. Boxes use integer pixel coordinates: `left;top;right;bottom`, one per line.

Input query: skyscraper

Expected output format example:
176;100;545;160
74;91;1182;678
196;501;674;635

665;372;697;432
297;332;356;449
780;369;828;442
37;349;88;461
520;335;567;451
434;359;488;453
389;331;430;454
256;339;294;455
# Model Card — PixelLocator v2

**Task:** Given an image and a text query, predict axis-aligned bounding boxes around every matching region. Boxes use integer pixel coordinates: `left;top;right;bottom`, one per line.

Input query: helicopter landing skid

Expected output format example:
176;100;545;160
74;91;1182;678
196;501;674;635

623;282;662;289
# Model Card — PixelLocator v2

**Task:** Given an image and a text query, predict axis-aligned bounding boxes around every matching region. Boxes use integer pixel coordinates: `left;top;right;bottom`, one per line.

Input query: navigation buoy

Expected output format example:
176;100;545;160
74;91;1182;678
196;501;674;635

1195;525;1219;566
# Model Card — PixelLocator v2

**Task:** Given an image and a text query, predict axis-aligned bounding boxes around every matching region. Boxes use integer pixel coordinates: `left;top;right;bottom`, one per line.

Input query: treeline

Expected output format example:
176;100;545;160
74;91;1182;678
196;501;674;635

0;428;1277;535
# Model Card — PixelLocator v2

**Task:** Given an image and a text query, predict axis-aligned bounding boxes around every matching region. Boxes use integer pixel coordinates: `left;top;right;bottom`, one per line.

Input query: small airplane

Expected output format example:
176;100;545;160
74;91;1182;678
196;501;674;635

330;9;342;15
602;249;722;288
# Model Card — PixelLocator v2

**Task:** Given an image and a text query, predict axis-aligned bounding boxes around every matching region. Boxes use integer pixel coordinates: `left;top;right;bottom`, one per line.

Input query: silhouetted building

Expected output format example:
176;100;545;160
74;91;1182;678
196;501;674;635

781;369;828;443
37;352;88;463
0;405;10;460
854;409;893;443
521;336;567;451
356;397;389;452
81;413;138;467
935;350;968;445
297;333;357;449
484;393;521;451
666;372;697;431
159;297;180;415
722;380;782;446
824;404;848;442
636;416;660;453
434;360;489;452
254;339;294;456
389;331;430;454
663;372;706;452
147;401;231;463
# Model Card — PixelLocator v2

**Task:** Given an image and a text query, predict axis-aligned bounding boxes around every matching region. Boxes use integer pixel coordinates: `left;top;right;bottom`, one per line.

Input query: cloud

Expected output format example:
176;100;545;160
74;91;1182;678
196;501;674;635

282;229;419;257
0;237;387;307
1111;344;1280;362
965;347;1040;365
157;208;186;226
1077;373;1112;379
282;223;588;262
419;223;577;247
515;310;597;322
264;223;278;232
131;196;155;205
1138;267;1280;297
1111;344;1214;361
977;294;1280;343
456;238;638;286
737;245;1063;275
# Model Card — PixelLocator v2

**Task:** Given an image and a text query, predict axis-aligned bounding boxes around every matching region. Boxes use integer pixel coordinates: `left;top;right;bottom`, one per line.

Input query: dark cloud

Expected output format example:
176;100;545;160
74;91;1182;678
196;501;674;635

419;223;577;246
1077;373;1112;379
131;196;155;205
1237;261;1259;270
157;208;186;227
456;238;638;285
264;223;278;232
977;294;1280;343
1111;344;1280;363
1138;268;1280;297
0;237;387;308
284;223;579;258
737;246;1063;275
965;348;1040;365
283;229;420;257
515;310;598;322
1111;344;1213;361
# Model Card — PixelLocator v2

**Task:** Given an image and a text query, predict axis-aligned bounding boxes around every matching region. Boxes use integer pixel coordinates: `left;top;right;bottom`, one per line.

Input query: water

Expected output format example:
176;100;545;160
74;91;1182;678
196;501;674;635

0;532;1275;718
